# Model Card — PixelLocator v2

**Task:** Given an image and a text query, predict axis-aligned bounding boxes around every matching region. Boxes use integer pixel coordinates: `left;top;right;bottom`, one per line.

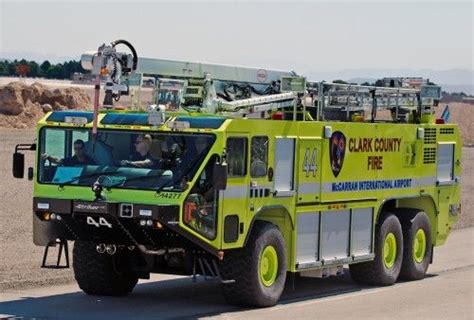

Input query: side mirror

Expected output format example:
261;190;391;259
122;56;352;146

13;152;25;178
12;143;36;179
213;162;227;190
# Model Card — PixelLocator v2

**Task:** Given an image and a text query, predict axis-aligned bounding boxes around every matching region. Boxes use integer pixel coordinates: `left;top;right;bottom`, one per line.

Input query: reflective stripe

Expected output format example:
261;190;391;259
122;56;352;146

298;182;321;195
221;185;248;199
320;176;438;193
414;176;437;187
222;176;438;198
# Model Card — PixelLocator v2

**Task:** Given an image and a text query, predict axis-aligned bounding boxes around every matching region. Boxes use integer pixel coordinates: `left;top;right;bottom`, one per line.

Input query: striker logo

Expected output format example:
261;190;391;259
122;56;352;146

329;131;346;178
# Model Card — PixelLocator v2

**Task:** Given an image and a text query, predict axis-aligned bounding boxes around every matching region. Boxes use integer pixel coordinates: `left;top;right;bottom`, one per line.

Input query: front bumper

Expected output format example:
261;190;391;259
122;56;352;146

32;197;210;254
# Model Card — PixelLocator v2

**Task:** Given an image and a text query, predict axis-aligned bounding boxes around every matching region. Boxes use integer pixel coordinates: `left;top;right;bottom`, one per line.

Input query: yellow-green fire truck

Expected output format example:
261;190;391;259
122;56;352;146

12;40;461;307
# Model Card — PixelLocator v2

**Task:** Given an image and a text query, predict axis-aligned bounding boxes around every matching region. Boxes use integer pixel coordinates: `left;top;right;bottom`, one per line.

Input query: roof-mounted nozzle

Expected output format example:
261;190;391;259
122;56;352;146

81;39;138;107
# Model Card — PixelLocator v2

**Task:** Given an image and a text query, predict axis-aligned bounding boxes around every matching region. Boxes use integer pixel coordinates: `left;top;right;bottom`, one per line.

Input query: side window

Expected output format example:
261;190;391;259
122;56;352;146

250;136;268;177
184;156;218;239
72;130;89;144
227;137;247;177
44;129;66;164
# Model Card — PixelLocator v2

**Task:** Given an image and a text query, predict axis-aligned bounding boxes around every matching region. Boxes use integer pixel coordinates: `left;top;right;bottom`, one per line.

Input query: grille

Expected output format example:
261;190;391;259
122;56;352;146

424;128;437;144
440;127;454;135
423;147;436;164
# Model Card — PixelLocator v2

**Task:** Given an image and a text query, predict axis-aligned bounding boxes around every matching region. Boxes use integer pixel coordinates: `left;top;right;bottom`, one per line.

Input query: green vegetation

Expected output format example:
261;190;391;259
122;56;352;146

0;59;85;79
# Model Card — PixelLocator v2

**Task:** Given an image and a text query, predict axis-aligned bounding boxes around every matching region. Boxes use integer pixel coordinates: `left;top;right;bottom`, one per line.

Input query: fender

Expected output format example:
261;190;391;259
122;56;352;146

243;205;294;246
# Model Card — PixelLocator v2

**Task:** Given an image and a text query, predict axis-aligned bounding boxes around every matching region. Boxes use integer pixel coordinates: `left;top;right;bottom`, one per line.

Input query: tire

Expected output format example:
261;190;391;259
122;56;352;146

399;210;432;280
350;213;403;286
73;241;138;296
219;221;287;307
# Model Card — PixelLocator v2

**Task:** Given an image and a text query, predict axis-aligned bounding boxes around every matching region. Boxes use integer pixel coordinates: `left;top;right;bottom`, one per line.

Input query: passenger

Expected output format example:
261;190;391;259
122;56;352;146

41;139;95;166
160;140;182;170
181;136;207;166
120;134;154;168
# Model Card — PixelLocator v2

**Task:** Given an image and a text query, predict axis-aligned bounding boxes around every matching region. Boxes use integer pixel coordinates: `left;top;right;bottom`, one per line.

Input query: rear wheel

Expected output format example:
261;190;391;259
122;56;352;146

73;241;138;296
350;213;403;286
219;221;287;307
399;210;432;280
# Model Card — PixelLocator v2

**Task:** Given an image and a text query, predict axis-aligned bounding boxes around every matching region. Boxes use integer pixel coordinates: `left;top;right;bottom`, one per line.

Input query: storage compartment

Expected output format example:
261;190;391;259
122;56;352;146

296;212;320;266
321;209;350;262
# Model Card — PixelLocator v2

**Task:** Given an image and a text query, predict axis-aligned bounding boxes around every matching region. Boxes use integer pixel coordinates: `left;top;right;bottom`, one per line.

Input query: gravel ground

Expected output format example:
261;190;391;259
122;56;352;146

0;129;472;290
0;129;72;290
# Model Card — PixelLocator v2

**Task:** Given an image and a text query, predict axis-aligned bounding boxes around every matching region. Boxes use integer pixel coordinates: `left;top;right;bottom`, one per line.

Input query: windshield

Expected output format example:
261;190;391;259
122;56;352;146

38;127;215;191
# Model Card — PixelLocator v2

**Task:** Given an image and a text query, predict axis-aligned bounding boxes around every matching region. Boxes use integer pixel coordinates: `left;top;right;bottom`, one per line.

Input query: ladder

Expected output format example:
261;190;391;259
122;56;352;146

81;40;442;123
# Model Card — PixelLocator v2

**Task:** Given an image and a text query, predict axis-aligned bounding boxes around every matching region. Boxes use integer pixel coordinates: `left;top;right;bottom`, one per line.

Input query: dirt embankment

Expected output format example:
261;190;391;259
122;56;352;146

0;81;91;128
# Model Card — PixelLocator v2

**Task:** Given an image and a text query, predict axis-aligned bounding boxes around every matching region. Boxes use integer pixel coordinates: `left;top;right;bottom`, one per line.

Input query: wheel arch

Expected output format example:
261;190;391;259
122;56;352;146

377;195;438;245
243;205;294;248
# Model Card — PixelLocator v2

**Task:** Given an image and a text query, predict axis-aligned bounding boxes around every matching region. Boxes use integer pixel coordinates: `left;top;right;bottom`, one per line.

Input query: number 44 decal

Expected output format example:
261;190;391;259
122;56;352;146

303;148;317;177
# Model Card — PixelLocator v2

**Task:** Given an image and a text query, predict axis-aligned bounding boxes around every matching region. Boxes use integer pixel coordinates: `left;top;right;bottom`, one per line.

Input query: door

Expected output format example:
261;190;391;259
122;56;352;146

220;136;249;246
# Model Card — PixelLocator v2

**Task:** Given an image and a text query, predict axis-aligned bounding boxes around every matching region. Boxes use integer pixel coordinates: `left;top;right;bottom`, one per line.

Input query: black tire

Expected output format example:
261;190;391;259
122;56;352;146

350;213;403;286
73;241;138;296
399;210;432;280
219;221;287;307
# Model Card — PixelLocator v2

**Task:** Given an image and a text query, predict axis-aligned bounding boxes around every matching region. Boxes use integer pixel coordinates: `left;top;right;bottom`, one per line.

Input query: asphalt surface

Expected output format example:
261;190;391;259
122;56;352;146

0;227;472;320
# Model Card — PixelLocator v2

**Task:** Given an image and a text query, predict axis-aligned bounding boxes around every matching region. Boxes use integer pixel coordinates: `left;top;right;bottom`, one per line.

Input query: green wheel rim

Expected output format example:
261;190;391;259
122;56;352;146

259;245;278;287
383;232;397;268
413;229;427;263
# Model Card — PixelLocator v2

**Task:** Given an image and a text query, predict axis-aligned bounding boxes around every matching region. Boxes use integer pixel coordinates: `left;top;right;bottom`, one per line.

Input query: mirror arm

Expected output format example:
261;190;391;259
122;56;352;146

15;143;36;153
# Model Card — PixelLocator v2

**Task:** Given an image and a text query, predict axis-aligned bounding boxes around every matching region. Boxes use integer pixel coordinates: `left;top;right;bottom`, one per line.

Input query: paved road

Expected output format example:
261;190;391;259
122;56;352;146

0;228;472;320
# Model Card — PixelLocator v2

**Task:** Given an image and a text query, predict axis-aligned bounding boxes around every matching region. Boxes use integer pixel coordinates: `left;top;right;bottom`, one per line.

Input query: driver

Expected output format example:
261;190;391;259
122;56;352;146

120;134;154;168
41;139;95;166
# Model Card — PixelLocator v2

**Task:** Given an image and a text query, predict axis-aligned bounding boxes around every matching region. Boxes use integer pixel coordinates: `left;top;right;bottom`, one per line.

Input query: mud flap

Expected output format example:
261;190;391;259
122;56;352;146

33;213;70;246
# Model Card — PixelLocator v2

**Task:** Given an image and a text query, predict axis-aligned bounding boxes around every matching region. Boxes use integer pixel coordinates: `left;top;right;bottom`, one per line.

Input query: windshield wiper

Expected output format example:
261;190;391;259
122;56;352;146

58;170;121;187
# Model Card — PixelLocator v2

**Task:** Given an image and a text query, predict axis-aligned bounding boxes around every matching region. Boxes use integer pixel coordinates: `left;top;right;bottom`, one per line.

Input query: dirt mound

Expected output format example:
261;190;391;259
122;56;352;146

0;81;92;128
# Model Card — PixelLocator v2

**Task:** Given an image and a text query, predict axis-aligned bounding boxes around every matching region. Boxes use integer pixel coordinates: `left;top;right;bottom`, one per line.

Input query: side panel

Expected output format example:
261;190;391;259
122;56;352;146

296;212;320;267
321;210;350;262
351;207;373;256
297;137;322;203
319;123;420;203
294;206;374;271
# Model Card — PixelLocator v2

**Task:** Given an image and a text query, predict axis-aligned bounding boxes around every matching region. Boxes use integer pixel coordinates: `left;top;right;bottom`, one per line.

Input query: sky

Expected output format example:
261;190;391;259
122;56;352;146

0;1;473;86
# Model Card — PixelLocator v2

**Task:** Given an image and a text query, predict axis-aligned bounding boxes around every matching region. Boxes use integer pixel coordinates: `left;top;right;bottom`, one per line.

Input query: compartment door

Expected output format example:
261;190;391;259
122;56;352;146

273;137;296;197
297;137;321;203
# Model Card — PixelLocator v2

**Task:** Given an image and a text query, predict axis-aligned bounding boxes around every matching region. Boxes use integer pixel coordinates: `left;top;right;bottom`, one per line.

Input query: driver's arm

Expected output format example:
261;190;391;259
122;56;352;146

120;159;153;168
41;153;63;165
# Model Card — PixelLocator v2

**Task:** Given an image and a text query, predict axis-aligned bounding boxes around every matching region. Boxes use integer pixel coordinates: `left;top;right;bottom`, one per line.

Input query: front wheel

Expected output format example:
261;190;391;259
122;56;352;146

219;221;287;307
350;213;403;286
73;241;138;296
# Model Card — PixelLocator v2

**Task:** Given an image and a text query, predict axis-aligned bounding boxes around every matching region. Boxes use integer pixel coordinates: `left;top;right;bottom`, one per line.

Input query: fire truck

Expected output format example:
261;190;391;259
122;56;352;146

12;40;461;307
